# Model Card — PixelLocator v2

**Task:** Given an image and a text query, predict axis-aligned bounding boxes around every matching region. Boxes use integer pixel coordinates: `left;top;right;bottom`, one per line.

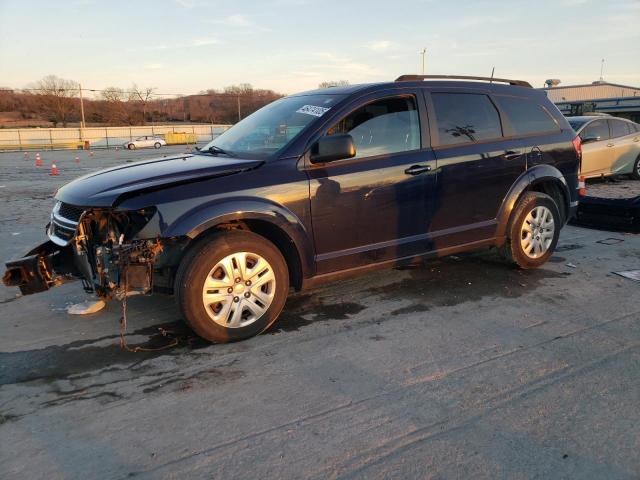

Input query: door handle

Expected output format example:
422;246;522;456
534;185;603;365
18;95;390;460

504;150;522;160
606;143;615;147
404;164;432;175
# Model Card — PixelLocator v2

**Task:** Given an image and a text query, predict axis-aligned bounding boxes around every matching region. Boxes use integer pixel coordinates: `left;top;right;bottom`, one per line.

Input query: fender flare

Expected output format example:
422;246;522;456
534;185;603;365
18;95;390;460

162;197;315;278
495;164;571;242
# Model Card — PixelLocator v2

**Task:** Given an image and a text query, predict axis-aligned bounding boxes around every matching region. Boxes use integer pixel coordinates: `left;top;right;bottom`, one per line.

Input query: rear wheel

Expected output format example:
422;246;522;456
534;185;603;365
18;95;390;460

501;191;560;269
154;142;162;149
632;155;640;180
128;144;135;150
175;230;289;343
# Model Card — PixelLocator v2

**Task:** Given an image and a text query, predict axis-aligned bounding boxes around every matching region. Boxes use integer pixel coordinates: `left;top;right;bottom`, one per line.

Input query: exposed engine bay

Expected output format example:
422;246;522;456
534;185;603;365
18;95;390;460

3;205;165;299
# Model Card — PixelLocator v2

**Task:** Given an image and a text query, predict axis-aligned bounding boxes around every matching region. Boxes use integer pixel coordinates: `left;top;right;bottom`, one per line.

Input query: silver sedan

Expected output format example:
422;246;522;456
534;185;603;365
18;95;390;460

569;116;640;180
123;136;167;150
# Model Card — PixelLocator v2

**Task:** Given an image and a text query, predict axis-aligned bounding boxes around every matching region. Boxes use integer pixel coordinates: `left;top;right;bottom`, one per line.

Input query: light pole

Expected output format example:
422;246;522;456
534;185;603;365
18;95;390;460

420;48;427;75
78;83;86;143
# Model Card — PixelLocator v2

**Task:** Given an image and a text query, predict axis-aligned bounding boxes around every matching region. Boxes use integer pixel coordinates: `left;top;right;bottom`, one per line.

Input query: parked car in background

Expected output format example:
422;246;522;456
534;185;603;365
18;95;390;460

123;136;167;150
568;116;640;180
4;75;581;343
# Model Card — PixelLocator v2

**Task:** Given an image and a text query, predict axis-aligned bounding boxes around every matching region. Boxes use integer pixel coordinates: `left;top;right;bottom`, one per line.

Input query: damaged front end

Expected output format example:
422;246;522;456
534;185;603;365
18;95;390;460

3;202;165;299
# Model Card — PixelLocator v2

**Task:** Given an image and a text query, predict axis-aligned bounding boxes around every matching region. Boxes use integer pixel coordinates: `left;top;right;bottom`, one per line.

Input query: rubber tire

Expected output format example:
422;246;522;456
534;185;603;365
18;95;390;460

500;191;560;269
154;142;162;149
632;155;640;180
128;144;135;150
175;230;289;343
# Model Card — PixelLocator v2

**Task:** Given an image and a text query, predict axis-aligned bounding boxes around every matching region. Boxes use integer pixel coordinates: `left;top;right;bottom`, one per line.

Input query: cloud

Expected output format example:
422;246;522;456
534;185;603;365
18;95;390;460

211;14;253;27
365;40;393;52
190;37;222;47
174;0;196;7
143;63;166;70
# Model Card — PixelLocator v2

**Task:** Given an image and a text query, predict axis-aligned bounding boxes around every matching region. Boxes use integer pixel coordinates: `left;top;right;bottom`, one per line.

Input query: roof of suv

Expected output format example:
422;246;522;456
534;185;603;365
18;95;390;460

293;78;539;98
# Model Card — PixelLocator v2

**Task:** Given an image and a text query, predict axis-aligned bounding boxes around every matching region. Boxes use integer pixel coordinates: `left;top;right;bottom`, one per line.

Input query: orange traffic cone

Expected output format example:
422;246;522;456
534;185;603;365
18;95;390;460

49;162;59;176
578;175;586;197
35;153;43;167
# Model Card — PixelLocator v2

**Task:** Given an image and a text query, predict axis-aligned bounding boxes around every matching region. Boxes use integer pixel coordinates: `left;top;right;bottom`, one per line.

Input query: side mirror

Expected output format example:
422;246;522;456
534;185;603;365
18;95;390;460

581;135;601;144
310;134;356;164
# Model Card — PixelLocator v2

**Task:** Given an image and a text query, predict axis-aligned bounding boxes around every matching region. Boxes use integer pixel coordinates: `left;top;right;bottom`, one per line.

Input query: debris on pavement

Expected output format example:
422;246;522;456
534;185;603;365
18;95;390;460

566;262;577;268
613;270;640;282
67;299;107;315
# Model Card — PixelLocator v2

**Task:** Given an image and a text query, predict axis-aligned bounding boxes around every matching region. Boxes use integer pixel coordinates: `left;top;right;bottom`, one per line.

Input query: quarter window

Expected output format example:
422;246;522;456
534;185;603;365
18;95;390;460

327;96;420;158
609;119;631;138
581;120;610;141
495;96;560;135
432;93;502;145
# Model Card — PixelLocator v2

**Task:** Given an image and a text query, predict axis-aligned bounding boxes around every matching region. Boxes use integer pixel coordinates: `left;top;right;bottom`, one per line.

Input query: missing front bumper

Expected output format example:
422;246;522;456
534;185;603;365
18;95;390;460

3;241;79;295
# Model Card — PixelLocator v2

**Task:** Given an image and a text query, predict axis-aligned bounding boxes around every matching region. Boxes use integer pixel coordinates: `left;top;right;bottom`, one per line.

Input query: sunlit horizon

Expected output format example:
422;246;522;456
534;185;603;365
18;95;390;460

1;0;639;98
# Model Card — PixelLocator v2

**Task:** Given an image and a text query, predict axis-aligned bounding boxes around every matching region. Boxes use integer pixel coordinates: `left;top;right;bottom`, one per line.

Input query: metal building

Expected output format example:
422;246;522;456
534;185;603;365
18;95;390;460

540;81;640;122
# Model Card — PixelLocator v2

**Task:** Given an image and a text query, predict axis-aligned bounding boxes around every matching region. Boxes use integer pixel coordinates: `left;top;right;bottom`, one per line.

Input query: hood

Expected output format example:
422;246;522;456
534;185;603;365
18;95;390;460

55;153;263;207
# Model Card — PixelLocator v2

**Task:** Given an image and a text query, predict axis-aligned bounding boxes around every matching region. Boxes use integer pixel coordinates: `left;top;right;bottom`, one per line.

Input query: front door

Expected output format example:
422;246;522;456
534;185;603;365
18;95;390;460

580;119;612;177
307;92;437;274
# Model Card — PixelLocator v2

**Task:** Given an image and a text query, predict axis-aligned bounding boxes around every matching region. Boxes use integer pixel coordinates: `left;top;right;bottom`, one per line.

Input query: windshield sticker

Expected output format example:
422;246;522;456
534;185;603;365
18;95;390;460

296;105;331;117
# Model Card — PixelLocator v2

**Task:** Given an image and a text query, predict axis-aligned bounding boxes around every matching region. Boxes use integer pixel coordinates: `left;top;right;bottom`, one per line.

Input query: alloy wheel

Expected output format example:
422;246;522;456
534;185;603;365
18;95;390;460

520;205;555;259
201;252;276;328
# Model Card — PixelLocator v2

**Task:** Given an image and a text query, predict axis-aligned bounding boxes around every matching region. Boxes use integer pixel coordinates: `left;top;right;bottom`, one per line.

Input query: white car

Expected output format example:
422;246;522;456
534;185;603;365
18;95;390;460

123;136;167;150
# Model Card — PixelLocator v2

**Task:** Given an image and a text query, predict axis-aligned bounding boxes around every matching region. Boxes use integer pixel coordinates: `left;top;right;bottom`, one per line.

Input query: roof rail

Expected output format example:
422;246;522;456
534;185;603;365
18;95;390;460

395;74;532;88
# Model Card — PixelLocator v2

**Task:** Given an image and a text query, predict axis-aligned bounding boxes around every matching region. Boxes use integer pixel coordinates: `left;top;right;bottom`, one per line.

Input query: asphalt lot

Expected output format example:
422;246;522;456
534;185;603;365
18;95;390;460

1;147;639;479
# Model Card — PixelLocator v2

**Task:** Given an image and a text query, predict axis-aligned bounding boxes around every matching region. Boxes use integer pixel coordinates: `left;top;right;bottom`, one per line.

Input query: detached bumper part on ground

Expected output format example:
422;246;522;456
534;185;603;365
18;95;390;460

3;241;78;295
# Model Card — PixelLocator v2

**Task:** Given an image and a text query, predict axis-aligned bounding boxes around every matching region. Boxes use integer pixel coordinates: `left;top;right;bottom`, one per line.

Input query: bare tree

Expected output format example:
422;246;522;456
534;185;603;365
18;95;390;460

318;80;350;89
101;87;131;125
129;84;156;125
31;75;78;127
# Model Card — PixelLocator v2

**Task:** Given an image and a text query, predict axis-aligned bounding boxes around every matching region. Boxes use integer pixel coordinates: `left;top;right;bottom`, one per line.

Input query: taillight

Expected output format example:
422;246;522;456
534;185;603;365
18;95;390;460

572;135;582;167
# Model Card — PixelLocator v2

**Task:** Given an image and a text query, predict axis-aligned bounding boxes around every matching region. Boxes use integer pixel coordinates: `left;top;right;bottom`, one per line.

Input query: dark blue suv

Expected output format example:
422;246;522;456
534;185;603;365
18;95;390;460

4;75;581;343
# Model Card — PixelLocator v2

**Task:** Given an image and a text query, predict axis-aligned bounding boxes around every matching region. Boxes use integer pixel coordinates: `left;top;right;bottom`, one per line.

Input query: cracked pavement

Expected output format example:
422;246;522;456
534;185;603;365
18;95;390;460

1;148;639;479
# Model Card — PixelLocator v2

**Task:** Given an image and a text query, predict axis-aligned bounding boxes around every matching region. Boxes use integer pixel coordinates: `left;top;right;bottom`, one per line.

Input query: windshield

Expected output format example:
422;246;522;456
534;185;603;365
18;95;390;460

201;93;346;160
567;119;589;131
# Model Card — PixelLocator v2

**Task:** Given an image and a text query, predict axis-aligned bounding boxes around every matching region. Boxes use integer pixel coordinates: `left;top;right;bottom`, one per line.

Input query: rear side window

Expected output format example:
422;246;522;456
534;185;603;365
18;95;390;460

582;120;610;141
609;119;631;138
495;96;560;135
431;93;502;146
327;96;420;158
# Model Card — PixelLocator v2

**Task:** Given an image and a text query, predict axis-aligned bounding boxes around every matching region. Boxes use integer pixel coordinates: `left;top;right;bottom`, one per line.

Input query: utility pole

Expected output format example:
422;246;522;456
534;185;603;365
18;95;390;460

599;58;605;81
237;95;241;122
78;83;86;143
420;48;427;75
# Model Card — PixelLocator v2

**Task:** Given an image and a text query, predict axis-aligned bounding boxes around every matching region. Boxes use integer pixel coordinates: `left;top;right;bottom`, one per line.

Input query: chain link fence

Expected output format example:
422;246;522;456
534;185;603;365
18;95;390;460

0;124;231;151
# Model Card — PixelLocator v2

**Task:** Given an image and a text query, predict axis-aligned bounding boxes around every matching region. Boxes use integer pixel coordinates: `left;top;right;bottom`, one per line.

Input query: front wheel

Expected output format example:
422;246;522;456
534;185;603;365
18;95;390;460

175;230;289;343
501;191;560;269
154;142;162;149
127;144;135;150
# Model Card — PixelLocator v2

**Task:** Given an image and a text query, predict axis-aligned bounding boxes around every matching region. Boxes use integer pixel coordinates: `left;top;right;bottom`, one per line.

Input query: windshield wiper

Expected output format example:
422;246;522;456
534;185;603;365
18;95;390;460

203;145;236;157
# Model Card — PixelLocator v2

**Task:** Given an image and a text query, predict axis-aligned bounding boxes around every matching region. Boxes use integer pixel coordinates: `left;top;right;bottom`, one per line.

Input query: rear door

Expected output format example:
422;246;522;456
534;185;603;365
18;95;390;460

580;119;612;177
608;119;639;175
307;90;437;273
425;89;526;246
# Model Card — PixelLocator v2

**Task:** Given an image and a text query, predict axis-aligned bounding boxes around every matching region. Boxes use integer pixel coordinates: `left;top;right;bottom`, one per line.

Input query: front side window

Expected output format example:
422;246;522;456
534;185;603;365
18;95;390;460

496;96;560;135
201;93;345;160
327;96;420;158
432;93;502;146
609;119;631;138
582;120;609;141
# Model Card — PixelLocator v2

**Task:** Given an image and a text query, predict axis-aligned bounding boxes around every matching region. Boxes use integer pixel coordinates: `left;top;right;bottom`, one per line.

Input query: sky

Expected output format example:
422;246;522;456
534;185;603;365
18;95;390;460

0;0;638;98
